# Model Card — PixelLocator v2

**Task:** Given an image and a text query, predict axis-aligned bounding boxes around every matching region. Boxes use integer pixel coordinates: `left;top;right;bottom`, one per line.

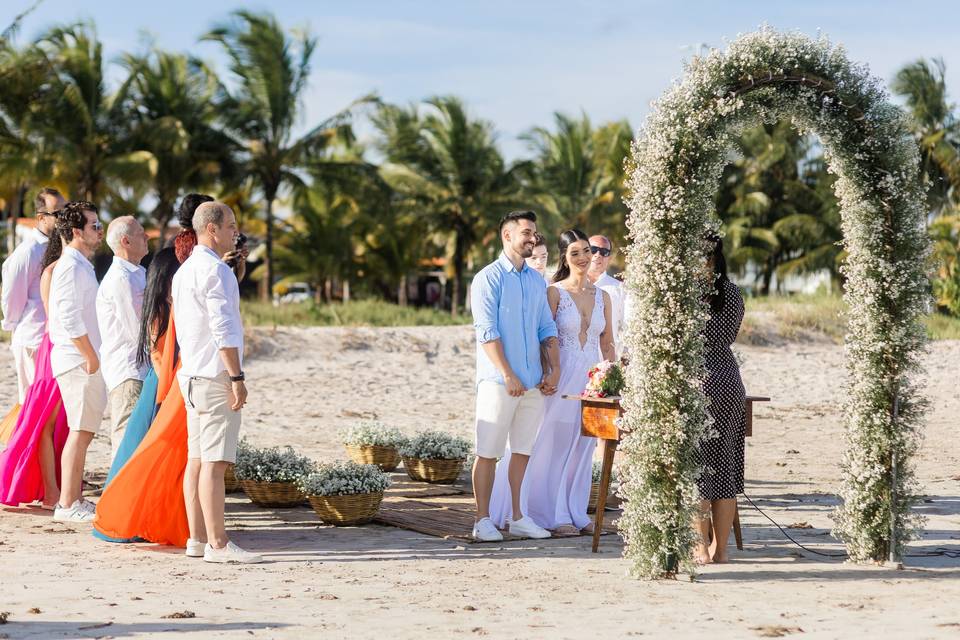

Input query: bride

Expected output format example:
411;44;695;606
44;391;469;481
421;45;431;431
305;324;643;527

489;228;615;534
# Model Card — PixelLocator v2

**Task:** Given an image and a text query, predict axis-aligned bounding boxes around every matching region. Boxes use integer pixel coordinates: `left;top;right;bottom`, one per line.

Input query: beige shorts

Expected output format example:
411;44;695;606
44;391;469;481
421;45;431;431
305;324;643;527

180;372;241;463
12;343;37;404
475;380;544;459
56;364;108;433
109;379;143;461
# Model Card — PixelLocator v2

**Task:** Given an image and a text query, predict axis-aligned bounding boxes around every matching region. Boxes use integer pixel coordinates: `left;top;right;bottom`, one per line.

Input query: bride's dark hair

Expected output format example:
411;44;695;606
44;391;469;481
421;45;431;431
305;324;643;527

552;228;590;283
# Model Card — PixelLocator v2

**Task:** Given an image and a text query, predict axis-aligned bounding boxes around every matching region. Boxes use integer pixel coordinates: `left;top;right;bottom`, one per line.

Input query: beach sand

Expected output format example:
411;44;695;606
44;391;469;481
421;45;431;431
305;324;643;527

1;326;958;639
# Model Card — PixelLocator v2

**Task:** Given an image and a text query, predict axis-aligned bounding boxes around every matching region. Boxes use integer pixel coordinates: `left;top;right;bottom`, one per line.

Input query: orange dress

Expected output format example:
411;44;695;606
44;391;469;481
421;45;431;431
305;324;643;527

0;404;20;445
93;314;189;547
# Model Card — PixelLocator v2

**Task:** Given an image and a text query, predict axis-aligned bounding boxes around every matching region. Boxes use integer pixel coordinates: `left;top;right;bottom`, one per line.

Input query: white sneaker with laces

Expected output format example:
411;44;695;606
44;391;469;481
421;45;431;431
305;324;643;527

509;516;552;539
471;517;503;542
53;500;95;523
185;538;205;558
79;499;96;514
203;541;263;564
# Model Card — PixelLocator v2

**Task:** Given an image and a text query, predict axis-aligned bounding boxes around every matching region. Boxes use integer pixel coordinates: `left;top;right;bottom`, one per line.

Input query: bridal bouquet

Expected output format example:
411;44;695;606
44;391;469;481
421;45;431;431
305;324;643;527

584;360;625;398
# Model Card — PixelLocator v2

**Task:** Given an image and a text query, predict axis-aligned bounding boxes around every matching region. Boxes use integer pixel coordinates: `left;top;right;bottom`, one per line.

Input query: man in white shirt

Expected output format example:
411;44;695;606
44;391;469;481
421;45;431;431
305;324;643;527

1;187;64;402
172;201;261;564
48;201;107;523
587;235;626;358
96;216;149;461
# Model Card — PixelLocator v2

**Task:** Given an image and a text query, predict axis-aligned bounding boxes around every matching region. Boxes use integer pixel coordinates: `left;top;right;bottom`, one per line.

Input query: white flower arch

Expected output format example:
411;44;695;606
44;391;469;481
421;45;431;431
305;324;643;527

619;28;929;578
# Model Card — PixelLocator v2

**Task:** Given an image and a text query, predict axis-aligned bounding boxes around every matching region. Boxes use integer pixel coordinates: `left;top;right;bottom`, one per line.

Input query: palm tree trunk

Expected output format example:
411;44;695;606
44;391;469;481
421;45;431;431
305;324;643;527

398;274;408;307
263;196;275;301
342;280;350;303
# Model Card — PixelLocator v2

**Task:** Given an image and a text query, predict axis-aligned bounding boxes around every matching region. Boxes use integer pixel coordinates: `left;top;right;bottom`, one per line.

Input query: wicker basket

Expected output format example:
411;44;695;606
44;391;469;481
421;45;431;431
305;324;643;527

224;464;241;493
587;482;613;513
401;456;465;484
345;444;401;472
308;491;384;526
240;479;306;507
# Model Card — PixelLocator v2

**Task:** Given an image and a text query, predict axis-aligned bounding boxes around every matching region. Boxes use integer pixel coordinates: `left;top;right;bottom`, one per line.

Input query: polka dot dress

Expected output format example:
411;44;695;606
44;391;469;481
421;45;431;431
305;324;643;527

696;279;746;501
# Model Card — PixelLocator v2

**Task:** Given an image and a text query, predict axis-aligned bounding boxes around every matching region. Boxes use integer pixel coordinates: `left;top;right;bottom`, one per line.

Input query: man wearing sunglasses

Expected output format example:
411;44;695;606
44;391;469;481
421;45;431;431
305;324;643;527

49;201;107;523
1;187;64;404
587;235;625;358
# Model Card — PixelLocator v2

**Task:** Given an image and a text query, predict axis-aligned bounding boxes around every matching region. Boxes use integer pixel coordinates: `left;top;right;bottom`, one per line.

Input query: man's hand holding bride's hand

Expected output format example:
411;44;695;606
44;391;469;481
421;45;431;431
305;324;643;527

539;368;559;396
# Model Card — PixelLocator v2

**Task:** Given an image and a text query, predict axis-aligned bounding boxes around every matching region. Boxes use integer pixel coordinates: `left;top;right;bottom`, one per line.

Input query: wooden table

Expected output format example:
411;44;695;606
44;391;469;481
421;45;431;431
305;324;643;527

566;394;770;553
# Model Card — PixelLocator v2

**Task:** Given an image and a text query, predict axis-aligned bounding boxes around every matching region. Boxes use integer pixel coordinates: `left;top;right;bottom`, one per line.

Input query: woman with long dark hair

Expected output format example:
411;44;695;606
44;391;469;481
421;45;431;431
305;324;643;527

93;247;182;542
694;234;746;564
489;228;616;533
0;215;68;509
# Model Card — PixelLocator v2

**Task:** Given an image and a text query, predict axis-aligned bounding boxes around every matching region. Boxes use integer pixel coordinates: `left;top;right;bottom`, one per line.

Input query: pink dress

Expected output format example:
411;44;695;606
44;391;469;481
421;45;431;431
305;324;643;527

0;333;68;505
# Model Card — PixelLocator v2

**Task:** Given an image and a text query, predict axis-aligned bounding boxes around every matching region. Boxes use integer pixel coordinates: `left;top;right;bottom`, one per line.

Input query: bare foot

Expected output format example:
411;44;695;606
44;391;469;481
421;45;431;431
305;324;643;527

694;544;713;565
711;550;729;564
581;522;595;535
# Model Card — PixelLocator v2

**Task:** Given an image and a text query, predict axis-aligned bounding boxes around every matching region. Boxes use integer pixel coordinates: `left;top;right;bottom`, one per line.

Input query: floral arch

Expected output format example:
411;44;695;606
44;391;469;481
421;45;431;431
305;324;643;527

619;28;929;577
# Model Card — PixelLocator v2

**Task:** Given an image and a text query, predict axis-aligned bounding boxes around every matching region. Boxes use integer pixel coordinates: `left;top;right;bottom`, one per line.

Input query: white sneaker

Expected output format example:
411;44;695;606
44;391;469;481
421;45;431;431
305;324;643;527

185;538;205;558
79;499;96;514
509;516;551;539
53;500;95;523
203;541;263;564
471;517;504;542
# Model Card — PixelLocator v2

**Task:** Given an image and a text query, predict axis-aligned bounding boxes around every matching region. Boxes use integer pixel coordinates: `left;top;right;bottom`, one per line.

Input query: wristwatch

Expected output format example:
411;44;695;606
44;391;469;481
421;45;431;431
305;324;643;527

229;372;245;382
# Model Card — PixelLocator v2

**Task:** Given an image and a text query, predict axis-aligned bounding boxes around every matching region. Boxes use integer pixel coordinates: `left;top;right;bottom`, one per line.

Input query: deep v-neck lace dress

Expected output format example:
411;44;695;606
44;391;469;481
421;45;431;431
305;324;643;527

489;285;605;530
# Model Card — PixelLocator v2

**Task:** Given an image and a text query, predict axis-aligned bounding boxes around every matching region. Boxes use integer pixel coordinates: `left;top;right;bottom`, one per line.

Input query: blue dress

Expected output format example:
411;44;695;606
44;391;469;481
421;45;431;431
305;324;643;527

93;367;160;542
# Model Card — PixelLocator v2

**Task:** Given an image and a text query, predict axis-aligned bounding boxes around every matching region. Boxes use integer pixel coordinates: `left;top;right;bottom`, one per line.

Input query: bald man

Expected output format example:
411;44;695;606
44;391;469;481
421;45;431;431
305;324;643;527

96;216;149;460
587;235;625;358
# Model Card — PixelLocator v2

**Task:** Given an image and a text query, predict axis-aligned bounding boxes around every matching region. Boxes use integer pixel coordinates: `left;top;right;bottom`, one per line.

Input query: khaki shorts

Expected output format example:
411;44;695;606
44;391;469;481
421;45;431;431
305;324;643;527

12;343;37;404
475;380;544;459
109;379;143;461
56;364;108;433
180;372;241;463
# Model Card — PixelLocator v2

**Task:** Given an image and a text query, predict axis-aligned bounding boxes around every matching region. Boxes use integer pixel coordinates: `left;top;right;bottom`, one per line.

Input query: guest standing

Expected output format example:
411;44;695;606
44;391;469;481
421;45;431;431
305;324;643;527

470;210;560;542
49;201;107;523
172;201;261;563
96;216;149;461
586;234;625;358
1;188;65;403
694;235;746;564
525;232;550;285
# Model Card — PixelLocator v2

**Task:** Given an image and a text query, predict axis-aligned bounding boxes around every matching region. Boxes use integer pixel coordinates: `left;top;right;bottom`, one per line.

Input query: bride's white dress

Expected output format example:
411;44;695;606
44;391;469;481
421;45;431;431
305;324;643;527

489;285;605;530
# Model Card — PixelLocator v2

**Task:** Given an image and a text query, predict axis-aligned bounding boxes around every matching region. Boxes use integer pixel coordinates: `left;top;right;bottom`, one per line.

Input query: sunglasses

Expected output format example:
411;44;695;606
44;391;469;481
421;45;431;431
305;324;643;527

589;245;611;257
89;220;103;232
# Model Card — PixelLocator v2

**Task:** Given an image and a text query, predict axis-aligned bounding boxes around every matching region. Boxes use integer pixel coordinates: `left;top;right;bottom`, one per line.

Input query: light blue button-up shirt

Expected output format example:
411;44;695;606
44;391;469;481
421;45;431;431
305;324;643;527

471;253;558;390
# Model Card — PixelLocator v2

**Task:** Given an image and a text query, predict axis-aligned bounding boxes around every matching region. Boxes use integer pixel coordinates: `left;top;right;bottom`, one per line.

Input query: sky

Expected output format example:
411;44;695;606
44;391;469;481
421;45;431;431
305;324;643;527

5;0;960;160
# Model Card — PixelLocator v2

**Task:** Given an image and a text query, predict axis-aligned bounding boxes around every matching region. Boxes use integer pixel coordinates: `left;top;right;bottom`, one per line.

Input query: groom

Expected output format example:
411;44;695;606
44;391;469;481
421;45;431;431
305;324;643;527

470;210;559;541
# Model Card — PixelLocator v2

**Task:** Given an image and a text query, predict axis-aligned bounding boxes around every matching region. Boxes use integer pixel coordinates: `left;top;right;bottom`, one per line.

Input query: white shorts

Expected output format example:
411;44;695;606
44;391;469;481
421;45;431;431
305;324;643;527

12;343;38;404
56;364;108;433
475;380;544;459
180;372;241;463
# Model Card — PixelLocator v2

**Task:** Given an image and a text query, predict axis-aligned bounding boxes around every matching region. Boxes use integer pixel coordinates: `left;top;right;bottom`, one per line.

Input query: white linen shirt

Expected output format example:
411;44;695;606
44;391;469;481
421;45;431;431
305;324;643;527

172;244;244;380
49;246;102;376
594;272;625;358
96;256;147;391
1;227;49;349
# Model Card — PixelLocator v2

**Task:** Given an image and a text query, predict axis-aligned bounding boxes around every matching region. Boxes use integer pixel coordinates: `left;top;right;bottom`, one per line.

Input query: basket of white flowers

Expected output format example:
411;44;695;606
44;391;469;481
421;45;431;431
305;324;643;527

235;445;314;507
339;421;406;471
588;460;620;513
399;430;472;484
300;461;391;526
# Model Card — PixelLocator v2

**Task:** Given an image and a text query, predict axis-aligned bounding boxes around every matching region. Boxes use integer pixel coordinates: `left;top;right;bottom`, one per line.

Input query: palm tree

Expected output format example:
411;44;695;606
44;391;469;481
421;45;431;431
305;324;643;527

892;58;960;218
203;10;368;298
0;38;58;253
33;23;155;203
373;97;524;314
118;48;237;240
522;112;632;243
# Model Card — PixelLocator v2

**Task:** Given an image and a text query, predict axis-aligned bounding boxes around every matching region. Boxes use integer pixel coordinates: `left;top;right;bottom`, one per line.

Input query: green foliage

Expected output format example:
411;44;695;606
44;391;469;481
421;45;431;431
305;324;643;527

240;299;468;328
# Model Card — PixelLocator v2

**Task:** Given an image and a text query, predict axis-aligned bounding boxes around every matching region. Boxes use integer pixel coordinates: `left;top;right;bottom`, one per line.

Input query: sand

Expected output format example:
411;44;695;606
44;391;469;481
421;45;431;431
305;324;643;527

0;325;958;639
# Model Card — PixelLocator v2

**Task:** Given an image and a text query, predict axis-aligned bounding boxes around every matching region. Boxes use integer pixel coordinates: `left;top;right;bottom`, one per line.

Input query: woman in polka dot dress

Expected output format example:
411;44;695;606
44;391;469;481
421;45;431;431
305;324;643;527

694;235;745;564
